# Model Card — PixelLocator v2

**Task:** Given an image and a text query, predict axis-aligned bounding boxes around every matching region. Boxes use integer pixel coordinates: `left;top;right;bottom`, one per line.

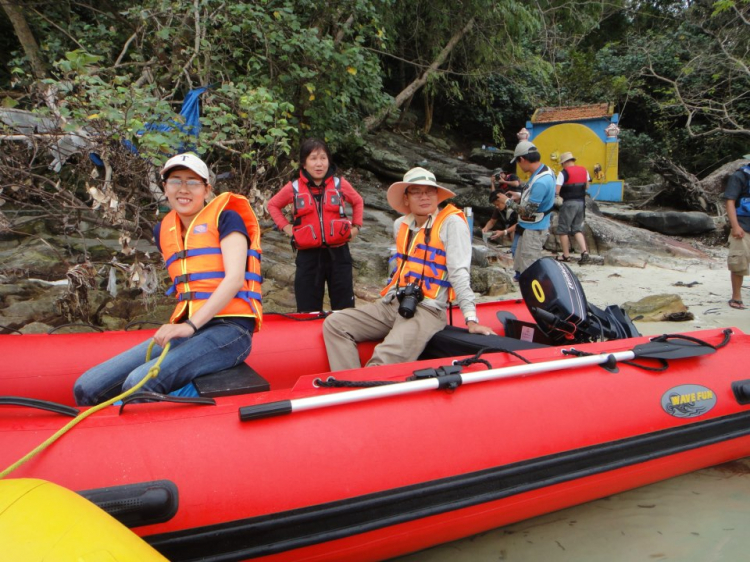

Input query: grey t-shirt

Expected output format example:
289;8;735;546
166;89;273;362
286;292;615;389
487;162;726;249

722;168;750;233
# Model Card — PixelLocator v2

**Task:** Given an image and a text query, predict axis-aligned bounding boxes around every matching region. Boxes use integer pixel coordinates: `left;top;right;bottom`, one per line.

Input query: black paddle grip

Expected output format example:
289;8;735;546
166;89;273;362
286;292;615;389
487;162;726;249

239;400;293;421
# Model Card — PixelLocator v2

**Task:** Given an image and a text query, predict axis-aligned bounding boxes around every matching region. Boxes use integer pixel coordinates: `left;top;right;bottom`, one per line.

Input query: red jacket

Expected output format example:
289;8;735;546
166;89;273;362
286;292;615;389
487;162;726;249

268;173;364;249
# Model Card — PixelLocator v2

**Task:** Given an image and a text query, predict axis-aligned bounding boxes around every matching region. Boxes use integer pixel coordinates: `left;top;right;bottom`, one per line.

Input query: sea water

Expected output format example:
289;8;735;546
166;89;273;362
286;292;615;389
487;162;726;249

393;458;750;561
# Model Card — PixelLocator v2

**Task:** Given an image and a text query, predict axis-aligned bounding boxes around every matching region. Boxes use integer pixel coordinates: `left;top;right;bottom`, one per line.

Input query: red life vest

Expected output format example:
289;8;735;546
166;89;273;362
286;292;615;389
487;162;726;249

381;204;466;301
160;192;263;331
291;174;351;249
560;165;589;200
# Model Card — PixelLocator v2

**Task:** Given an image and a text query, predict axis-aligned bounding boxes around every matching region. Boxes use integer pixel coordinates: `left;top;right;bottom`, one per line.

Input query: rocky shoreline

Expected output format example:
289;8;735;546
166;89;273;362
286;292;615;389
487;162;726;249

0;132;735;334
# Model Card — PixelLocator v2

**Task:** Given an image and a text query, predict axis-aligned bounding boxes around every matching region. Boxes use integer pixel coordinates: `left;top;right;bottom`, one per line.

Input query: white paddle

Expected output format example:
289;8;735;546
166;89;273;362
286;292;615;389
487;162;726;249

239;337;717;422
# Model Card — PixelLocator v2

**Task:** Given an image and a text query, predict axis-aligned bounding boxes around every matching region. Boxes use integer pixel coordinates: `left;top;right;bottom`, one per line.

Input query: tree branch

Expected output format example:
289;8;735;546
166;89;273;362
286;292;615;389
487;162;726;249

364;17;476;132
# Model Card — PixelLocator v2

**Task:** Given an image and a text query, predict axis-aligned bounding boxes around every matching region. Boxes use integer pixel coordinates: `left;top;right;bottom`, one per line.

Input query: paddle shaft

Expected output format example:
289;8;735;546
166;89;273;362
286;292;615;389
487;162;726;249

239;350;636;422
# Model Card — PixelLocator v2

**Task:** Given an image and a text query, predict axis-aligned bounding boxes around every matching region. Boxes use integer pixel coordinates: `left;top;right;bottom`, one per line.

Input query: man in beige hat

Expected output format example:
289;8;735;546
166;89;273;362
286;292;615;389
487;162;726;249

323;167;495;370
554;151;591;264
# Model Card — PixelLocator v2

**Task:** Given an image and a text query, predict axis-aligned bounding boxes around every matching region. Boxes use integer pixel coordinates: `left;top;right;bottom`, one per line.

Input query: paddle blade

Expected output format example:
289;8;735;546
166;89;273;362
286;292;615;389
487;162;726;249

632;340;716;360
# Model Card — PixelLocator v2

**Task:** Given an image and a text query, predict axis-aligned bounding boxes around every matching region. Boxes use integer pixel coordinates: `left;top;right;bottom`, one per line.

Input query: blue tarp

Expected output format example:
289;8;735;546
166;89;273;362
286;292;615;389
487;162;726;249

90;86;209;166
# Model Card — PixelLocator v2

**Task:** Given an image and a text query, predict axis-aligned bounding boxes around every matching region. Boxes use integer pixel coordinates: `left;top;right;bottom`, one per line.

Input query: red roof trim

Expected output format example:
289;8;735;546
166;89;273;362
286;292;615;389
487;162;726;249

531;103;613;124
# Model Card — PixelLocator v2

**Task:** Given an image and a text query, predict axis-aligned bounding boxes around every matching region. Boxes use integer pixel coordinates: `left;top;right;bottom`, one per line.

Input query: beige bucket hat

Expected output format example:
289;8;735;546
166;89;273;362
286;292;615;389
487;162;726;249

386;167;456;215
559;152;576;164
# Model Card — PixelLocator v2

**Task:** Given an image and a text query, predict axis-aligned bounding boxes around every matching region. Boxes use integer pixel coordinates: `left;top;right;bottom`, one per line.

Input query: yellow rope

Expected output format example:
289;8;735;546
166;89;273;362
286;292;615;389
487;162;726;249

0;341;171;480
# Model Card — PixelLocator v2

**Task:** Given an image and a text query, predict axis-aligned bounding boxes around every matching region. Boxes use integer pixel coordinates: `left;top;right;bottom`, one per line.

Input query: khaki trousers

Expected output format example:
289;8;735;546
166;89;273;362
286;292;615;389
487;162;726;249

322;298;447;371
514;228;549;274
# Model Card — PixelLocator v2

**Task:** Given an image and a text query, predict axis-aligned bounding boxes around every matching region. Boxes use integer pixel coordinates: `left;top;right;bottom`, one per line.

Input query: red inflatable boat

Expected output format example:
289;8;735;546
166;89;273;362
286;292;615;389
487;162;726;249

2;259;750;561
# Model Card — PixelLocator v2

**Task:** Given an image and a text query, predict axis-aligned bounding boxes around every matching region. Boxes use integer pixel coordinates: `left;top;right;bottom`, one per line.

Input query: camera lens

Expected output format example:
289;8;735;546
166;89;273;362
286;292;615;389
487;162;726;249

397;283;423;318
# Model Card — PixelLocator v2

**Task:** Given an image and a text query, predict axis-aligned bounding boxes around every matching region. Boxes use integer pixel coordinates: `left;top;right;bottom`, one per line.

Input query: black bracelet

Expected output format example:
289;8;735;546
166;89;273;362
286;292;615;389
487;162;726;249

185;318;198;333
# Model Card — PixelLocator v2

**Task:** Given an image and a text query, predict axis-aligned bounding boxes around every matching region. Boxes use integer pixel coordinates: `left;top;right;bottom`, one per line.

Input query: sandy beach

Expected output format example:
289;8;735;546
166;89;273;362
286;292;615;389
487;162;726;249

393;244;750;562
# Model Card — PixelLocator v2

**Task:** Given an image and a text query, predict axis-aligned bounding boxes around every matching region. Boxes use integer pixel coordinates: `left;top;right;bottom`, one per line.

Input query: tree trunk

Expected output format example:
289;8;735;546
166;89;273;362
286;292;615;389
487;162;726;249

364;17;475;132
394;93;414;131
650;156;714;213
423;89;434;135
2;1;47;81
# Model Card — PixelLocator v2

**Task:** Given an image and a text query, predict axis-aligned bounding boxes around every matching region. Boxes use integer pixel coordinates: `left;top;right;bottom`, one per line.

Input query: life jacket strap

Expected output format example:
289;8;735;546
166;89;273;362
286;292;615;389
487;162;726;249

167;271;263;296
177;289;263;303
166;247;261;268
165;247;222;268
403;272;452;291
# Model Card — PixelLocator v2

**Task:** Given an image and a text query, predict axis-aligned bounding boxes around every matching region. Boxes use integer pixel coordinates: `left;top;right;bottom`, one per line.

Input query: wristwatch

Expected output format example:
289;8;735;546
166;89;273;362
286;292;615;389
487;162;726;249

465;316;479;325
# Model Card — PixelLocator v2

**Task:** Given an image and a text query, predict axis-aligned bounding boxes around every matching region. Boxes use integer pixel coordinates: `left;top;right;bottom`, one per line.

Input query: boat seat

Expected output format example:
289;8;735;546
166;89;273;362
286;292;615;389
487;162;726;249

419;325;548;360
193;363;270;398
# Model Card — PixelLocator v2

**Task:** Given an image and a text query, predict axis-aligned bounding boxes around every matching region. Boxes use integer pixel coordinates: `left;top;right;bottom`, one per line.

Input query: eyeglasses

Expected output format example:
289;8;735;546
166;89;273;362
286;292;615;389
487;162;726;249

406;187;438;197
165;178;206;189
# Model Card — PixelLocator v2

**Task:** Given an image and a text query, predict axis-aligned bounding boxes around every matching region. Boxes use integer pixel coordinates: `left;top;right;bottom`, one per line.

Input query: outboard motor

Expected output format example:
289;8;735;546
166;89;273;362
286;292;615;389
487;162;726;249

519;257;640;345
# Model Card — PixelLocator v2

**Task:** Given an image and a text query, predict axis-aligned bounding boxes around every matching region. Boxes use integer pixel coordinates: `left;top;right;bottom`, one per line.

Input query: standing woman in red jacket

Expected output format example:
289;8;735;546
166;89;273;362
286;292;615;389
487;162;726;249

267;138;364;312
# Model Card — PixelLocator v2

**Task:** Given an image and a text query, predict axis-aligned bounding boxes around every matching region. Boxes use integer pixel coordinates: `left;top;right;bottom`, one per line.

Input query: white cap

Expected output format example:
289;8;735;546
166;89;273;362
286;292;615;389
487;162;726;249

160;153;210;182
510;141;538;164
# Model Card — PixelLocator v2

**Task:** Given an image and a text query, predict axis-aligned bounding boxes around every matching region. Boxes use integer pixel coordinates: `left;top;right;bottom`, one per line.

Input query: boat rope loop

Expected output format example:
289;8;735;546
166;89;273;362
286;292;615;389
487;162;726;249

452;346;534;371
651;329;732;350
314;377;398;388
563;329;733;373
0;341;171;480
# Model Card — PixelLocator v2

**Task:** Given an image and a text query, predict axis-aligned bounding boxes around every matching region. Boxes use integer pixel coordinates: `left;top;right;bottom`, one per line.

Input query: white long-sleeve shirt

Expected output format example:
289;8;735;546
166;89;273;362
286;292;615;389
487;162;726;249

383;209;476;321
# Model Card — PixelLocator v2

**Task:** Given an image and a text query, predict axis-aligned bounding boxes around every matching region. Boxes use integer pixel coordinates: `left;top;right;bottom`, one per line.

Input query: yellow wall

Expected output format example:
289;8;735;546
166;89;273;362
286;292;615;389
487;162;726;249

519;123;616;183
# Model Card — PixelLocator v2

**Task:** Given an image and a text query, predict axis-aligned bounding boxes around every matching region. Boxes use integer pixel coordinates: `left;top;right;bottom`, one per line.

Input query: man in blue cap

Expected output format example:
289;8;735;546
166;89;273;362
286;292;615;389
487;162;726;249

493;141;556;276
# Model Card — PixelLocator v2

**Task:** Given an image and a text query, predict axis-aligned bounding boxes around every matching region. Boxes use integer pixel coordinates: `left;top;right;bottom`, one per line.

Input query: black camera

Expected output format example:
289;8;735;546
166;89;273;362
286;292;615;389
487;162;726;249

396;283;424;319
493;172;503;180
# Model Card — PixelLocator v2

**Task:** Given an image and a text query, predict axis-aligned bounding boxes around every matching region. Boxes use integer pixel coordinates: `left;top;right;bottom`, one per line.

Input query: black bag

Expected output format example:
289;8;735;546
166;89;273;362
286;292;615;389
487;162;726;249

519;257;639;345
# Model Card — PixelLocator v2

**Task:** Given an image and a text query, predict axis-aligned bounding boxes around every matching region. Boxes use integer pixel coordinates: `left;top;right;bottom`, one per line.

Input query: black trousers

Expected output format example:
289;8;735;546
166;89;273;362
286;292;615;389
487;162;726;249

294;245;355;313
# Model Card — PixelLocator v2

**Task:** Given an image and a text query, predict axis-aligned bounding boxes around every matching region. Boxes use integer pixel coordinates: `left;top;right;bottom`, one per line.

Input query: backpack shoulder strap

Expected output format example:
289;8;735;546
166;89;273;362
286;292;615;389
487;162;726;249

333;177;347;217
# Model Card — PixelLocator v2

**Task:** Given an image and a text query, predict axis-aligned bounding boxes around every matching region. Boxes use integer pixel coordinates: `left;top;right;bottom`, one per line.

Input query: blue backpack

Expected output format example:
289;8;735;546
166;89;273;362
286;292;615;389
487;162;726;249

735;166;750;217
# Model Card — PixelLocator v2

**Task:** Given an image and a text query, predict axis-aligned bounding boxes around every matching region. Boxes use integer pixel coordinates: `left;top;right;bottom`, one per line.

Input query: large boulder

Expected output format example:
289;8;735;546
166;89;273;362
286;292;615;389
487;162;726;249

634;211;716;235
583;213;710;259
700;157;750;198
621;293;690;322
468;147;514;169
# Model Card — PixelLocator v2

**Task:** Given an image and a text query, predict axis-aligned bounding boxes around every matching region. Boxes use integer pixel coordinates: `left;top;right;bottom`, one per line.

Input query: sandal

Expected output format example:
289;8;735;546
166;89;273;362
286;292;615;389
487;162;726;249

556;255;571;262
729;299;746;310
579;252;591;265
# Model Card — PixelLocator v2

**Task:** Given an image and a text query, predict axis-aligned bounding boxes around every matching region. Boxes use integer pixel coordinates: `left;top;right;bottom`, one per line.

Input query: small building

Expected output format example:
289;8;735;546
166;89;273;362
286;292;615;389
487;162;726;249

519;103;623;202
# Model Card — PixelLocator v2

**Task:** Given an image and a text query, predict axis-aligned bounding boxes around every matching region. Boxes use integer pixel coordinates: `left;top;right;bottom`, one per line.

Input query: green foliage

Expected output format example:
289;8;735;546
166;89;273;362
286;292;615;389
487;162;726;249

1;0;747;188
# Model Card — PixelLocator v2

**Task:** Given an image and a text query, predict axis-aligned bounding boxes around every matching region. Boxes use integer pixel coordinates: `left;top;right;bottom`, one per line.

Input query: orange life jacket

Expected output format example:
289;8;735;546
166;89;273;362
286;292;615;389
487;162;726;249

160;192;263;331
381;204;466;301
291;174;351;249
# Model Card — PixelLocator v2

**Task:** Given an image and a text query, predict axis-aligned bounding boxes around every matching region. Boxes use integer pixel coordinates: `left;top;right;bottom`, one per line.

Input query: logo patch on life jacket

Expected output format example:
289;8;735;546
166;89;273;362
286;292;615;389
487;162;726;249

661;384;716;418
193;223;208;234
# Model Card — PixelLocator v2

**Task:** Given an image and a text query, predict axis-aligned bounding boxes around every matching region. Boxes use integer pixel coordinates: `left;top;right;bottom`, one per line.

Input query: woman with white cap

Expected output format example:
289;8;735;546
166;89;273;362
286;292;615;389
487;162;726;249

74;153;263;405
322;167;495;371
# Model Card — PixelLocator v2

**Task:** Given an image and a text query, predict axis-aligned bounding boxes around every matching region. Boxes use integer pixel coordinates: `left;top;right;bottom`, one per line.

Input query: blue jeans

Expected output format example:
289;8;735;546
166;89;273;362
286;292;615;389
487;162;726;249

74;320;252;406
